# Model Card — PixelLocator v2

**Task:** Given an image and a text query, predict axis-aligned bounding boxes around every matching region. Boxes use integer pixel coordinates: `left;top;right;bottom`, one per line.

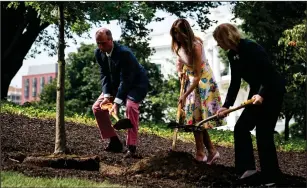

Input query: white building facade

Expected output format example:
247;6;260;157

7;86;22;105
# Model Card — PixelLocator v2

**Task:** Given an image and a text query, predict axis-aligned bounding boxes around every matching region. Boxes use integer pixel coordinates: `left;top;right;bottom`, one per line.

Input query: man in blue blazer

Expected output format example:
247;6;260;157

92;28;149;157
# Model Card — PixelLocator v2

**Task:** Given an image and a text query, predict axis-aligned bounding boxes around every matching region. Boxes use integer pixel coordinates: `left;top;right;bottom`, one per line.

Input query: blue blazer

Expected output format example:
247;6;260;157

94;42;149;104
223;39;286;108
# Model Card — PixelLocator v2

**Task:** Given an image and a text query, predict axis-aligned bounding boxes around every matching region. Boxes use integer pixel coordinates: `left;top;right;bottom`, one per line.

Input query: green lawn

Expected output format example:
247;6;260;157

1;101;305;152
1;171;122;187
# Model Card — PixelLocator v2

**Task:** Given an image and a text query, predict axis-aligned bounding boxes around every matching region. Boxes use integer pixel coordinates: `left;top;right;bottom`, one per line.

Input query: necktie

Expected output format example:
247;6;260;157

107;56;113;83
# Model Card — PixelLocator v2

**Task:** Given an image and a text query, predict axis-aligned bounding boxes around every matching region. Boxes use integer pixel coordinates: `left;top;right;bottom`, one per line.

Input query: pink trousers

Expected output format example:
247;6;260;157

92;93;140;146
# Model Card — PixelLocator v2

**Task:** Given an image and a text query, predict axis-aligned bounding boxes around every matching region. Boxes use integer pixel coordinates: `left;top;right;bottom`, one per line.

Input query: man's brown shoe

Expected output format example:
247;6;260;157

104;137;123;153
124;145;141;158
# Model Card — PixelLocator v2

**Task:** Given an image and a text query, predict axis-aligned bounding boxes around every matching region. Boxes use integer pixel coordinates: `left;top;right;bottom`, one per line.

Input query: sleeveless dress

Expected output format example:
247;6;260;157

177;41;225;128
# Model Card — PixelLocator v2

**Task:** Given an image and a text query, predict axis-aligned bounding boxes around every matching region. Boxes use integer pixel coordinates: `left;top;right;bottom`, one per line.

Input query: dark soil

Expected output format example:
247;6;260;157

1;113;306;187
22;155;100;171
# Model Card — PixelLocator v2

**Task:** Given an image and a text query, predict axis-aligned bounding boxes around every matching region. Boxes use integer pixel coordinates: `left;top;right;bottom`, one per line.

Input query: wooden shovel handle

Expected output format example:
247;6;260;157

176;73;187;121
224;98;255;114
111;113;120;122
195;98;255;127
172;70;187;151
100;103;119;122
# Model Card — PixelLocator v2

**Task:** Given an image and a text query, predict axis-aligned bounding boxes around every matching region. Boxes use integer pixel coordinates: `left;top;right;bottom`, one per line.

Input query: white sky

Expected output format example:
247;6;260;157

10;3;235;88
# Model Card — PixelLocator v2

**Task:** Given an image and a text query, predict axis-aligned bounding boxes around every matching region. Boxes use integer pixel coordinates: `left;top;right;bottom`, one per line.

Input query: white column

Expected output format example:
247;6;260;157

212;45;221;86
208;47;213;68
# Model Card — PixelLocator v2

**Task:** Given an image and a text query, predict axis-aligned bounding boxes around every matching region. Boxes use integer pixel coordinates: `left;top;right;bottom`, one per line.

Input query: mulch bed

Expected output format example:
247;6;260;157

1;113;306;187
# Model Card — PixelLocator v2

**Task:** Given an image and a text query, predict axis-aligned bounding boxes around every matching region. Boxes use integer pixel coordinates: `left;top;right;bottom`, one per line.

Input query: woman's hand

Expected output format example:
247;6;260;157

178;93;187;107
252;94;263;105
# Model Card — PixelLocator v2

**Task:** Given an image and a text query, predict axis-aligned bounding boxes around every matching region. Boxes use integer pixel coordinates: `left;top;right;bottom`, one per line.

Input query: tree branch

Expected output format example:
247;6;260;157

3;7;35;60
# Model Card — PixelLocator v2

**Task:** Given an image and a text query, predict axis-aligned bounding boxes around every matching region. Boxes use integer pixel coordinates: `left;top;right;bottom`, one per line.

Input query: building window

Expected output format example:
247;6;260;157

32;78;37;97
40;77;45;93
49;76;53;84
24;79;29;98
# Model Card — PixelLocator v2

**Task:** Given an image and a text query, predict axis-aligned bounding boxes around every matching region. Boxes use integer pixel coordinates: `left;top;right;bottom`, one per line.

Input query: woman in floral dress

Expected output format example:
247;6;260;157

171;18;224;164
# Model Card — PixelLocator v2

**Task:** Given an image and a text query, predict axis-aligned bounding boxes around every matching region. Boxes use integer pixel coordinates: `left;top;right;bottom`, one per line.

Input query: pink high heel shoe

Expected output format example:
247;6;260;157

196;155;207;162
207;151;220;165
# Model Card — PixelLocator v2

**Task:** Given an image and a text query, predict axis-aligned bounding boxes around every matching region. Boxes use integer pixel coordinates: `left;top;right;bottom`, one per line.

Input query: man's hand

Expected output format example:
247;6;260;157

252;94;263;105
216;107;229;118
109;103;118;116
99;98;111;108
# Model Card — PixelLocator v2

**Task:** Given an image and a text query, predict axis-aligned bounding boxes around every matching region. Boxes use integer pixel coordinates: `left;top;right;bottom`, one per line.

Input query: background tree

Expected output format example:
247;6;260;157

1;1;220;100
39;79;57;104
278;22;306;140
231;1;306;140
39;42;180;123
6;1;221;122
64;44;100;115
232;2;306;54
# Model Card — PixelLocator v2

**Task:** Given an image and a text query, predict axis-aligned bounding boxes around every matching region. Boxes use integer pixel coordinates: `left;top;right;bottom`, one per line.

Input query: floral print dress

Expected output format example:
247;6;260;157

177;41;225;128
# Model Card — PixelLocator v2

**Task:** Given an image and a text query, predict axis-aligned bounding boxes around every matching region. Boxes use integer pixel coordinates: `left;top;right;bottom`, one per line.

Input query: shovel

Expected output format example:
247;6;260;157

100;103;134;130
168;98;255;132
171;71;187;151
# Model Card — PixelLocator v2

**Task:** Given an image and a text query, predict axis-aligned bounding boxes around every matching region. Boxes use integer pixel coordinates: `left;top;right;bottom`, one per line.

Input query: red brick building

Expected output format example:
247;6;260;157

21;64;58;104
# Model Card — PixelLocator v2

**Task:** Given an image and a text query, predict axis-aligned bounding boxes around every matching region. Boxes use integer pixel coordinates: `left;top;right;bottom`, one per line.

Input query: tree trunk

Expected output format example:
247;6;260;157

304;122;306;140
284;114;292;141
54;3;66;154
1;2;49;100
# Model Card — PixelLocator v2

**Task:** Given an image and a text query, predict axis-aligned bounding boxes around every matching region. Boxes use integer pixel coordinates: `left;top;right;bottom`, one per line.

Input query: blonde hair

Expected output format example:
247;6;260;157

213;23;241;48
170;18;202;65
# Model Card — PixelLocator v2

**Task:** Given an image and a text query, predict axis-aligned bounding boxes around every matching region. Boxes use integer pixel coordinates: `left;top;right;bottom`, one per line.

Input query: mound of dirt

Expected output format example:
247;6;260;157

1;112;306;188
129;151;197;176
126;151;239;187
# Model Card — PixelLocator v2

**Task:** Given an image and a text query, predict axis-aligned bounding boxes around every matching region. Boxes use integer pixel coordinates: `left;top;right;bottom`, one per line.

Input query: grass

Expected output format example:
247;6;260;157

1;171;122;187
1;101;306;152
